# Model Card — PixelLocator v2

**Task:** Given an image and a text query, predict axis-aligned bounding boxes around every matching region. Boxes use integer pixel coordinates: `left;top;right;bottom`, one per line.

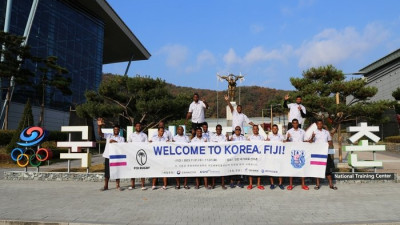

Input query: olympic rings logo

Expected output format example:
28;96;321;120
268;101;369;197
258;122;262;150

10;126;52;167
11;147;53;167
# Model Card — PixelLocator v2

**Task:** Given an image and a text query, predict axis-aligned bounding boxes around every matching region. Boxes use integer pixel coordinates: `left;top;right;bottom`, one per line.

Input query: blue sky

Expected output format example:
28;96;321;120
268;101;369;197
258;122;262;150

103;0;400;91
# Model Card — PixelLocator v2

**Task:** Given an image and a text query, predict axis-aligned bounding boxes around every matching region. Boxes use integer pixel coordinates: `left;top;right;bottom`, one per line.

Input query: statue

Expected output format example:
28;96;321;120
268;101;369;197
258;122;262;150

217;73;245;101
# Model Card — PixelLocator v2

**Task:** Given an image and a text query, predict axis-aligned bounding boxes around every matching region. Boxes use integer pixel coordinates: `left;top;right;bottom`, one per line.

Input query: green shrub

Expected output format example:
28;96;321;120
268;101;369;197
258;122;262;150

0;130;16;146
384;136;400;143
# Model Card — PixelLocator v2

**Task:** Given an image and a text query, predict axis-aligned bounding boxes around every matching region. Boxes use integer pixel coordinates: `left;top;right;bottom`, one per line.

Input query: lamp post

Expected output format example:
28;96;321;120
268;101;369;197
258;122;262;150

269;104;281;129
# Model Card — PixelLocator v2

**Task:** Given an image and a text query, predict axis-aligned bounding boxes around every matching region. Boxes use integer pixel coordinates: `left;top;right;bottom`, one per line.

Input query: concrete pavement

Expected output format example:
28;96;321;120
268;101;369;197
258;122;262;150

0;180;400;225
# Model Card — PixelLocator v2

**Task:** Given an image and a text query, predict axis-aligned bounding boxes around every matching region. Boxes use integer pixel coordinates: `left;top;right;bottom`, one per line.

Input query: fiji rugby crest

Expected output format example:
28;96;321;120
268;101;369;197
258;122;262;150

291;150;305;169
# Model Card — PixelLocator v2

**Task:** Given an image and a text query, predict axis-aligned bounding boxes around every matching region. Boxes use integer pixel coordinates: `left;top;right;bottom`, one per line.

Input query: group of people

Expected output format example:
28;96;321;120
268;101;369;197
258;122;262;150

98;93;337;191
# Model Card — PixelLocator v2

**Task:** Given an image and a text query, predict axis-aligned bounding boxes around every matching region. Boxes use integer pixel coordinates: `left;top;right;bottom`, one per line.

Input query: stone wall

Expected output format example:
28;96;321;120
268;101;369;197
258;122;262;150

3;171;397;183
3;171;105;182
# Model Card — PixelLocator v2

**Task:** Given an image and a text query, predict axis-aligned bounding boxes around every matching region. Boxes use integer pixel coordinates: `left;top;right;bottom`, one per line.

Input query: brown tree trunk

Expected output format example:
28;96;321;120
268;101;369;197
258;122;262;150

2;87;11;130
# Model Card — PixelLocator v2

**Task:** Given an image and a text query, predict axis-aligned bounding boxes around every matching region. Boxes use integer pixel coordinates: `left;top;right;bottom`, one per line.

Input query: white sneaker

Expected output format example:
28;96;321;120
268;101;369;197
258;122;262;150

152;186;157;190
128;186;135;190
162;186;167;190
141;187;147;191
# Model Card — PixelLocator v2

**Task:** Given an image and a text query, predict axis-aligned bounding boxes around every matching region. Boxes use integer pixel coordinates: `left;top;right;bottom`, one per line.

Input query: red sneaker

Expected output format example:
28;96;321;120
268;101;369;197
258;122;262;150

287;185;293;190
247;185;253;190
257;185;265;190
302;185;309;190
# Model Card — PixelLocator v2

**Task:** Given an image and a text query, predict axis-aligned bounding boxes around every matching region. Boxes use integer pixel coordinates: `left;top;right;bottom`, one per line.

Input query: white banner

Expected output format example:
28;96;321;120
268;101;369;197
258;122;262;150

109;141;329;179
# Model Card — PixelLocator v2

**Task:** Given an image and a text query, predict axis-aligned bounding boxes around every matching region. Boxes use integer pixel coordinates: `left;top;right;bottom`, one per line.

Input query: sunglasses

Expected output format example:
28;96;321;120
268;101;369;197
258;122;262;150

235;128;241;131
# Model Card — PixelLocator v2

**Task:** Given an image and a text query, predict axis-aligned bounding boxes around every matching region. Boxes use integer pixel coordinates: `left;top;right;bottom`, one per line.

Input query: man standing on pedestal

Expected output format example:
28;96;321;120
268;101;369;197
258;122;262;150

224;95;255;134
283;94;306;130
185;93;209;130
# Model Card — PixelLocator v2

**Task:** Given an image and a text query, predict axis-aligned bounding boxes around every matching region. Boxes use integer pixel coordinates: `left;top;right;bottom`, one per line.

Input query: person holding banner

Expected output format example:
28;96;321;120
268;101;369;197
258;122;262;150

202;122;212;141
172;126;190;190
97;118;125;191
229;126;246;141
225;95;255;134
185;93;209;130
191;127;211;189
283;95;306;130
127;122;148;190
286;119;309;190
158;121;172;141
210;124;227;190
150;127;169;190
312;120;338;190
190;128;196;140
247;125;266;190
229;126;245;188
266;124;285;190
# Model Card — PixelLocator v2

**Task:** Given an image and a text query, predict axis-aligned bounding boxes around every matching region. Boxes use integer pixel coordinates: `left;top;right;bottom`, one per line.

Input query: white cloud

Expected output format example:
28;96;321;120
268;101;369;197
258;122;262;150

243;45;293;65
158;44;189;68
223;45;293;68
197;50;216;66
250;24;264;34
281;0;316;16
223;48;243;66
185;50;216;73
296;23;390;68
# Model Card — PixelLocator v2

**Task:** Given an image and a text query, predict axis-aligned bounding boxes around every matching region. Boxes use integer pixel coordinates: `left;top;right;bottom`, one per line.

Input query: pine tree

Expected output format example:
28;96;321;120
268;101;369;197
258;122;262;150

290;65;394;162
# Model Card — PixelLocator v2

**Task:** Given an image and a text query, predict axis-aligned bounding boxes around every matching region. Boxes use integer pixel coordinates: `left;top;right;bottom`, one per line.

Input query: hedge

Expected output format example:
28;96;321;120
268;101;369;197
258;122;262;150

0;130;16;146
384;136;400;143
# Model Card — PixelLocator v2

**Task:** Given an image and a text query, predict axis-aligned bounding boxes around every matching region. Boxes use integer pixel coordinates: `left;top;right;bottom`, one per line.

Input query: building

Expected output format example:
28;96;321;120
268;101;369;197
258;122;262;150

359;48;400;102
0;0;150;130
358;48;400;137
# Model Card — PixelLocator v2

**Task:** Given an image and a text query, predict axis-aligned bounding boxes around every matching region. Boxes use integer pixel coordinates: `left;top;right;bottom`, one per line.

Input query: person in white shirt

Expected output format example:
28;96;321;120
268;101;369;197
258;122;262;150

283;94;306;130
285;119;310;191
210;124;228;143
150;127;169;190
202;122;212;142
127;122;148;143
158;121;172;141
151;127;169;143
229;126;245;188
191;127;208;143
312;120;337;191
173;126;190;143
127;122;148;190
210;124;227;190
191;128;211;189
229;126;246;142
247;125;265;191
172;126;190;190
98;118;125;191
185;93;209;130
225;95;255;134
266;124;285;190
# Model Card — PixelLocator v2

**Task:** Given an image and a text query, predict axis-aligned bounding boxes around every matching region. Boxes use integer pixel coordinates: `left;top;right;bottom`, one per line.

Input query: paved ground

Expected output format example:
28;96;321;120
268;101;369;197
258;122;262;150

0;180;400;225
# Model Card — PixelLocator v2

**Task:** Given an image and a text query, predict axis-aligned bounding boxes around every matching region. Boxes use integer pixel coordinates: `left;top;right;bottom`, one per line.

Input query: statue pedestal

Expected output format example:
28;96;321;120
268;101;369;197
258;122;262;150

226;101;237;127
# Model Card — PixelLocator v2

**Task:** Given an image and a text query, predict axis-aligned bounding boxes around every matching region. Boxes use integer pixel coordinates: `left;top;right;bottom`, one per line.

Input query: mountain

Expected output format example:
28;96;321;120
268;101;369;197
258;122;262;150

166;83;289;118
102;73;290;118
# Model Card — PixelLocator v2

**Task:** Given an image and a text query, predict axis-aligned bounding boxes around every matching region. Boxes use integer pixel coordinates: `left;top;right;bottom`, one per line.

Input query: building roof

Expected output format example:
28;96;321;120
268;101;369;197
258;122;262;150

359;48;400;75
67;0;151;64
